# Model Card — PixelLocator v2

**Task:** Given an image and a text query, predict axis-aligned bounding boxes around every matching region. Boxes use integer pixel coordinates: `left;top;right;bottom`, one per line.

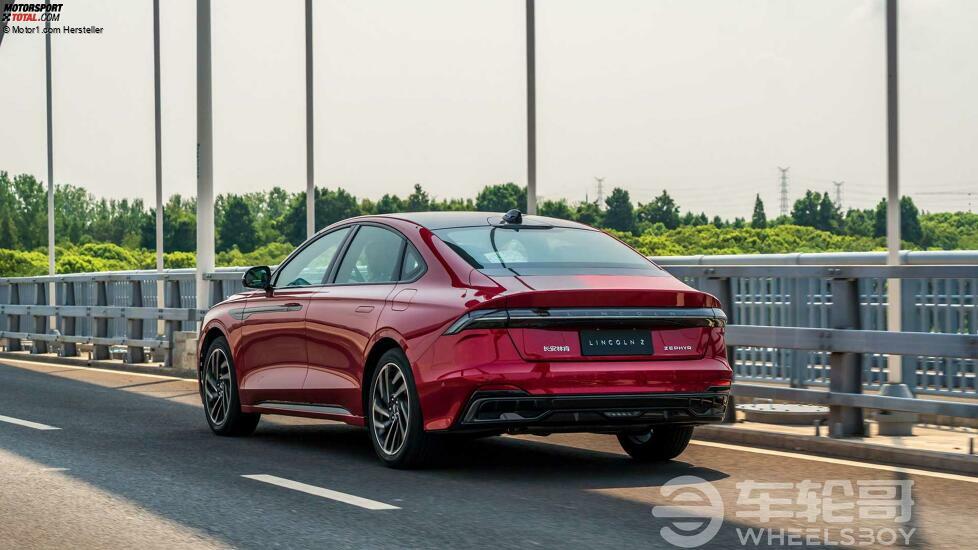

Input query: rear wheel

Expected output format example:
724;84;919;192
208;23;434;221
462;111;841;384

367;348;438;468
617;426;693;461
201;336;260;436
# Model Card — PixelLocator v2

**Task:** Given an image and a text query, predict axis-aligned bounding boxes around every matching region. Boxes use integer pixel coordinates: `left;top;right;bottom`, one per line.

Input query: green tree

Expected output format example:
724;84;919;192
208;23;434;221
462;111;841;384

217;195;259;253
538;199;573;220
475;182;526;212
843;208;875;237
751;194;767;229
636;190;681;229
11;173;47;249
573;201;602;226
54;184;93;244
375;194;405;214
603;187;635;233
157;195;197;252
0;172;21;248
279;187;361;245
431;197;475;211
873;196;923;244
790;190;822;228
815;192;843;233
405;183;430;212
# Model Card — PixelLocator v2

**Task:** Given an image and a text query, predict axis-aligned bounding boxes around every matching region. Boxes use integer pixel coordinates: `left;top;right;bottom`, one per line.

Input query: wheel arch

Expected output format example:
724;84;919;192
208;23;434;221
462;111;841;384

361;336;405;416
198;324;229;375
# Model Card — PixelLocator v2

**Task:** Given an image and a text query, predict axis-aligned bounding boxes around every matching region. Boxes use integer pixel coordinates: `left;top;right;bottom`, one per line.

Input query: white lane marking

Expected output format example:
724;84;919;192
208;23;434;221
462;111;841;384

241;474;400;510
2;360;195;381
41;467;69;472
0;414;61;431
690;440;978;483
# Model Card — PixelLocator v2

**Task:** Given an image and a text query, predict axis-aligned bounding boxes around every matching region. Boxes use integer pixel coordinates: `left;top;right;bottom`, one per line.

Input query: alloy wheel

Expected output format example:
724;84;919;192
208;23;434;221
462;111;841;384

203;347;232;426
371;361;409;455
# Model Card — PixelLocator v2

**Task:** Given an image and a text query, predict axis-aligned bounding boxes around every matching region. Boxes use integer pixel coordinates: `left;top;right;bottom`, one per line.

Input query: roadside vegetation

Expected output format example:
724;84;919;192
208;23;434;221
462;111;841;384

1;170;975;276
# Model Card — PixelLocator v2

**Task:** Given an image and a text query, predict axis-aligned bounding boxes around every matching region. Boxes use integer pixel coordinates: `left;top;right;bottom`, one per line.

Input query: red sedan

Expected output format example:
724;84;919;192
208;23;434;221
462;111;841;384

197;210;731;468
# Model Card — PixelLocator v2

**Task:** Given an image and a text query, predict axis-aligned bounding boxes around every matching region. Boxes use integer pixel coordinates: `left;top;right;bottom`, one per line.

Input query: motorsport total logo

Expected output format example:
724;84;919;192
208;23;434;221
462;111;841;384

1;1;104;49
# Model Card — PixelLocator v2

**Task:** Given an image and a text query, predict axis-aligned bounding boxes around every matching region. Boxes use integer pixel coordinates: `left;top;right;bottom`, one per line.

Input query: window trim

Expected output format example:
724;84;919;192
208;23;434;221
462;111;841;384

271;225;355;289
397;239;427;283
325;221;428;287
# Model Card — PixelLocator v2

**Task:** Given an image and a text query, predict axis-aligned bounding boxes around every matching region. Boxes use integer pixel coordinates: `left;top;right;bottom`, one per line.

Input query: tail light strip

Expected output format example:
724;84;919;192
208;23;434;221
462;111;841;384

443;307;726;335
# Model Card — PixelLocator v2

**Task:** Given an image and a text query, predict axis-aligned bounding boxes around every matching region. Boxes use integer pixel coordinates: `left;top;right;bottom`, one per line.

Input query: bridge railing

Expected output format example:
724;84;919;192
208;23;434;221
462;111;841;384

2;252;977;427
0;268;248;367
653;252;978;402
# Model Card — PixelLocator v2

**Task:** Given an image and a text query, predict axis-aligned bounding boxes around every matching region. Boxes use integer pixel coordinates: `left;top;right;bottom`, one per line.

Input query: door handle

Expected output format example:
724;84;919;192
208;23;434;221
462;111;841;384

355;305;374;313
284;302;303;309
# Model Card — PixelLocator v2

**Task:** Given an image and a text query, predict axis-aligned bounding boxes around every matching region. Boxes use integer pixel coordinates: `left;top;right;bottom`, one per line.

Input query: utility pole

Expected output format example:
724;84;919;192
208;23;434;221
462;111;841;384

595;177;605;206
778;167;790;218
44;0;55;333
525;0;537;215
153;0;165;338
305;0;315;238
879;0;915;436
196;0;215;312
833;181;844;208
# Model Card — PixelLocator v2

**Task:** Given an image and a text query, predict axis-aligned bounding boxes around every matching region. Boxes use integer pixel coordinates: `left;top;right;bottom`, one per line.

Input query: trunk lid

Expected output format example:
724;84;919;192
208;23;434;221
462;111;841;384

481;274;724;362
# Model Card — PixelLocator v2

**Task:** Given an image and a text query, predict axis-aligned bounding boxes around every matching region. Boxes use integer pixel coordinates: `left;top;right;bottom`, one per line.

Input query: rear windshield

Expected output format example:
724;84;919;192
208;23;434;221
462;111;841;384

433;226;665;276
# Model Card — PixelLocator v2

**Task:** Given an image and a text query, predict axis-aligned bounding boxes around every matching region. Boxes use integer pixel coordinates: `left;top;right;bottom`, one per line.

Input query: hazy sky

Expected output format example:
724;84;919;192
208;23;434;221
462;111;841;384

1;0;976;219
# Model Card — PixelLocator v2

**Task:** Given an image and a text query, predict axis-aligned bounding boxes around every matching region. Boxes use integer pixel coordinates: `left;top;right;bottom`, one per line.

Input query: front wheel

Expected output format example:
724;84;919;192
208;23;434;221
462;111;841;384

367;349;438;469
201;336;260;436
617;426;694;462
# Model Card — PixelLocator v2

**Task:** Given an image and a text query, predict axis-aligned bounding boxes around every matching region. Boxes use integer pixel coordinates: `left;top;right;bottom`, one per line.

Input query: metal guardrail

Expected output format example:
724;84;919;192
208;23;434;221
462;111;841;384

652;253;978;434
654;253;978;403
1;251;976;427
0;268;247;366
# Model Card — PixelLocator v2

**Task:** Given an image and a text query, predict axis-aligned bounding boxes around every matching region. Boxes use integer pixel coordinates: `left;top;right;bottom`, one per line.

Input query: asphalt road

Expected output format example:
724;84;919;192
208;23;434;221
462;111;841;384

1;360;976;549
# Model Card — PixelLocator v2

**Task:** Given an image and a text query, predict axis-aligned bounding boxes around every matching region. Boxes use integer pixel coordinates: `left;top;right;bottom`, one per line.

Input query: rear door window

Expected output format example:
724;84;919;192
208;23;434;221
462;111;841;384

333;226;405;284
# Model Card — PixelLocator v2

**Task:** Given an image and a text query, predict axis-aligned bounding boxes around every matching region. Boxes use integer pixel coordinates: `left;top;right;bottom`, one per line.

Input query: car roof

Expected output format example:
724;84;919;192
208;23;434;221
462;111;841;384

372;211;592;230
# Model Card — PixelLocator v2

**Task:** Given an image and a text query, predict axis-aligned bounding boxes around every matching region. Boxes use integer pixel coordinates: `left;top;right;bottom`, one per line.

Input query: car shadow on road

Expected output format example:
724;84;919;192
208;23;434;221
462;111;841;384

251;421;730;488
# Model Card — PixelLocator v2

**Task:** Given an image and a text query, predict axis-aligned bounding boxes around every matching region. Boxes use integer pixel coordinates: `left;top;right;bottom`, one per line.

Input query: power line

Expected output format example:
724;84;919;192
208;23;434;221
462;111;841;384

778;166;790;218
918;191;975;212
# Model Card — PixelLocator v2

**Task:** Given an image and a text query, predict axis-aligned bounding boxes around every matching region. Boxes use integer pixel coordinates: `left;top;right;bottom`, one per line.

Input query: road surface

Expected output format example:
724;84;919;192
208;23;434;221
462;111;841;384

0;360;975;549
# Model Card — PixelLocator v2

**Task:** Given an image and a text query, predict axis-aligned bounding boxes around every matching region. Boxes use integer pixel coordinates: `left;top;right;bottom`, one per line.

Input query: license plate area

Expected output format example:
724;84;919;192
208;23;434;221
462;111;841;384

579;329;653;356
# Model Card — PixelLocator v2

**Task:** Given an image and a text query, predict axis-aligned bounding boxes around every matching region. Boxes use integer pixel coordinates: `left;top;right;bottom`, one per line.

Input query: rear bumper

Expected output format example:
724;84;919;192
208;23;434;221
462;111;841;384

451;390;729;434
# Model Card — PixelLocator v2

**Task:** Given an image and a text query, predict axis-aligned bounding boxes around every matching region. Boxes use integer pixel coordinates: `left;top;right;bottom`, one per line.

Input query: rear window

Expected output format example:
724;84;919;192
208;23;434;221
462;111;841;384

433;226;665;276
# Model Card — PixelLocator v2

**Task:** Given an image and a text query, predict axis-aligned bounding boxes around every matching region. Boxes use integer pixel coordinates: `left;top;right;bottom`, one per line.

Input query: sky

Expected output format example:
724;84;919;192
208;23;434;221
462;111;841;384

1;0;976;219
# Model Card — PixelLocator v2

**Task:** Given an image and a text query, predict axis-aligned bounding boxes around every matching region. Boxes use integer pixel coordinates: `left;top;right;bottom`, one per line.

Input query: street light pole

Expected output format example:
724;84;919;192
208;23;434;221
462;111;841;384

305;0;315;238
196;0;215;312
153;0;164;338
879;0;916;436
525;0;537;215
44;0;55;335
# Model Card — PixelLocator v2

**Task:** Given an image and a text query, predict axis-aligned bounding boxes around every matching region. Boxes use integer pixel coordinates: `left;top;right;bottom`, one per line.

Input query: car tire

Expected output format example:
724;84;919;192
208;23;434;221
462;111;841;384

367;348;438;469
617;426;694;462
200;336;260;437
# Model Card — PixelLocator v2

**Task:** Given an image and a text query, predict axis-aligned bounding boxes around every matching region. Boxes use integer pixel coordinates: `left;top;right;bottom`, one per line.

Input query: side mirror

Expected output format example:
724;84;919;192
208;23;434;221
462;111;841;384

242;266;272;290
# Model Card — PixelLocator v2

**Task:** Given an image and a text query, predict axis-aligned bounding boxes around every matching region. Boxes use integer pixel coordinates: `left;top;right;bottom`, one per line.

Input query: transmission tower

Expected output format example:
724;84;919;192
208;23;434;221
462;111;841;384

594;177;605;205
778;167;790;217
833;181;844;207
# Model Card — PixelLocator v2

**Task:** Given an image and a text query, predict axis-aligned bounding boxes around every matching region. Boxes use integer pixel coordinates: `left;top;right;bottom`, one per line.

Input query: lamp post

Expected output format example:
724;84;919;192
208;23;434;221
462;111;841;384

525;0;537;215
196;0;215;312
878;0;916;436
